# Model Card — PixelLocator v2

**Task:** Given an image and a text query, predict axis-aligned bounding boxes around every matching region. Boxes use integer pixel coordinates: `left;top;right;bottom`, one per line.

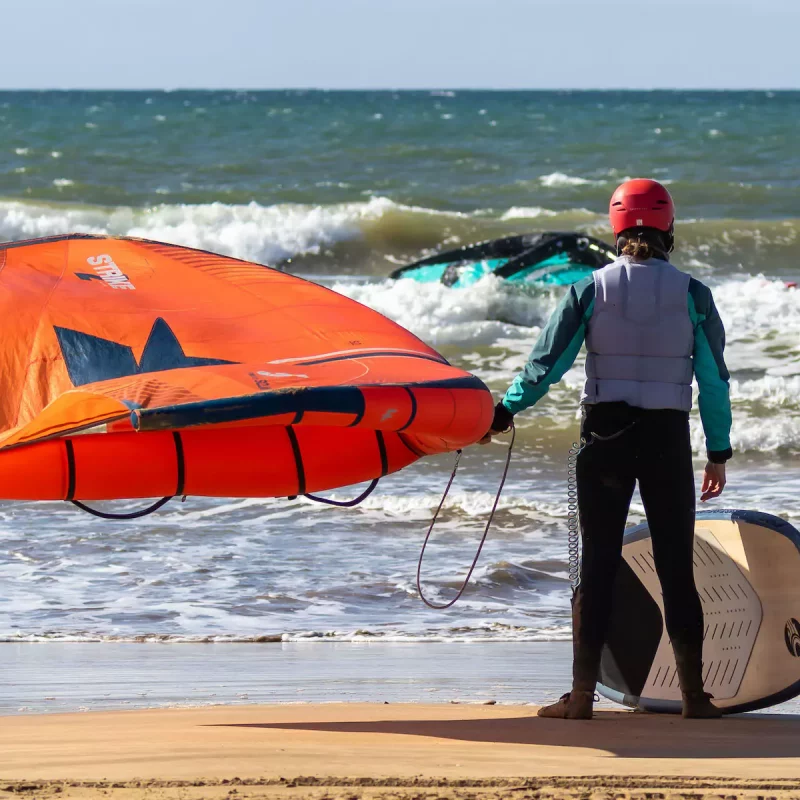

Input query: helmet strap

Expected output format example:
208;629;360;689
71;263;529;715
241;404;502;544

665;222;675;254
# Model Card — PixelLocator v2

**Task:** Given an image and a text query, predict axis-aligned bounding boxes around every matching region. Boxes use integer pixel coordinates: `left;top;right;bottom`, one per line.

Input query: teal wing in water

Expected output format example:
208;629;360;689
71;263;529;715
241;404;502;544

390;233;615;288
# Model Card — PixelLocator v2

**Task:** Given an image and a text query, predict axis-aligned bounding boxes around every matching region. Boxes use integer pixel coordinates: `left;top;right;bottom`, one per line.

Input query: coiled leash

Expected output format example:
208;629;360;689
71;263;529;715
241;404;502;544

566;437;587;590
566;419;638;593
417;423;516;610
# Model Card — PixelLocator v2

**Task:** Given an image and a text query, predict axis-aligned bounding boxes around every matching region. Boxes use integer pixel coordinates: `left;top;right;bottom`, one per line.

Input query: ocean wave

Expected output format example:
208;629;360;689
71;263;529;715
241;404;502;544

0;196;499;269
333;275;553;344
731;374;800;406
501;206;559;219
715;276;800;335
471;560;568;588
154;488;571;525
1;198;798;277
0;628;573;643
538;172;604;188
330;490;570;519
691;412;800;455
734;417;800;454
0;196;406;265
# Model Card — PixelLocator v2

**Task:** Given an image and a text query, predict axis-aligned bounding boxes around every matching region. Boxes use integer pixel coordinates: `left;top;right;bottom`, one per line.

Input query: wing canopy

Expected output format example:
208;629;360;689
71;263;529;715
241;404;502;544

0;236;486;450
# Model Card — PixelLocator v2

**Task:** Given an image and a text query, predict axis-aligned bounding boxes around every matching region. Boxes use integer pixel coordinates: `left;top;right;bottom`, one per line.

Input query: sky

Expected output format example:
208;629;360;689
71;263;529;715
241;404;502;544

2;0;798;90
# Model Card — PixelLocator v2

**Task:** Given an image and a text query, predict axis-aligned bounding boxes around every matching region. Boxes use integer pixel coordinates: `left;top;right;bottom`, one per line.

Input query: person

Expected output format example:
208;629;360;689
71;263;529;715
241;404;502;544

484;179;731;720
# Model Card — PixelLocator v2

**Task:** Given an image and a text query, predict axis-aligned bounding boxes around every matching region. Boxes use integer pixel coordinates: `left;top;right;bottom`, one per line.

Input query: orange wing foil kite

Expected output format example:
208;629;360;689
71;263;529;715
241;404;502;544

0;235;493;503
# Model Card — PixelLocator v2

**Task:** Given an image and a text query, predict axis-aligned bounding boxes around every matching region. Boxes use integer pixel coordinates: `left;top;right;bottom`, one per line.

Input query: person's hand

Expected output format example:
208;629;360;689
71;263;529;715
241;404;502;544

701;461;726;502
479;401;514;445
479;425;507;445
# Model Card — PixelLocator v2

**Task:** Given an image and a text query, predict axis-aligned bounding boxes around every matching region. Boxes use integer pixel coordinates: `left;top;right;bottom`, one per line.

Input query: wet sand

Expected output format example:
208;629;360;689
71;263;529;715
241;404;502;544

6;641;800;716
3;703;800;799
1;641;581;714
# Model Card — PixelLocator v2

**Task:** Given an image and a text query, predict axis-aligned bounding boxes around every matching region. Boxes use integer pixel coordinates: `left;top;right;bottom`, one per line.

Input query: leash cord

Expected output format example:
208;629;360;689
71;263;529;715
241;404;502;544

416;423;516;610
304;478;380;507
566;436;589;591
72;496;173;519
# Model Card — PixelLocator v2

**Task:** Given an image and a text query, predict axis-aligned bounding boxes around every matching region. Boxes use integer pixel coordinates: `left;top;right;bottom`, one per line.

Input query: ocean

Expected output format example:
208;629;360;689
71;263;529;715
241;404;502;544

2;90;800;647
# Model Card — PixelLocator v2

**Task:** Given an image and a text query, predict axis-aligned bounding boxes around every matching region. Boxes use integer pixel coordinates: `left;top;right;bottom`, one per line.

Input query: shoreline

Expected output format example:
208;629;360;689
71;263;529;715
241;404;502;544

2;640;577;716
5;641;800;717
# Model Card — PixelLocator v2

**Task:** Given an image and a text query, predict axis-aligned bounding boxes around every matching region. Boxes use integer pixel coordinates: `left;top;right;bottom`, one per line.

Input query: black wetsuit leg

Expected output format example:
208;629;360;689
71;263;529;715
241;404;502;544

571;403;704;693
571;403;637;691
635;410;705;691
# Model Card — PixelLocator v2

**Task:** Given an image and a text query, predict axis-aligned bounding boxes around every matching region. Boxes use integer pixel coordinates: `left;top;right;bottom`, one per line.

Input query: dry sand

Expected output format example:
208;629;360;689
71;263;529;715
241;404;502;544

2;703;800;799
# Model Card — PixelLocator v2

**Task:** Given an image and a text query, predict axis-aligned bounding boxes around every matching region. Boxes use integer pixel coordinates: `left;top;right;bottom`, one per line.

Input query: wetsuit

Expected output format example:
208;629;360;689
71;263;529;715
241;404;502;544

499;255;732;692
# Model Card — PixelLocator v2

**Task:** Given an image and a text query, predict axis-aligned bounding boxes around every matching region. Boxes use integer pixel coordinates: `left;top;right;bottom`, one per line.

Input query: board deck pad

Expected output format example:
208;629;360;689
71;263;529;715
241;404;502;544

625;529;762;701
598;510;800;714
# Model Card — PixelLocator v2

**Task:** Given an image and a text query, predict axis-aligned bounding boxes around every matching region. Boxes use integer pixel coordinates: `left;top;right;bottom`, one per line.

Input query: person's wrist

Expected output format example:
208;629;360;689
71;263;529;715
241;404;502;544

492;401;514;432
707;447;732;464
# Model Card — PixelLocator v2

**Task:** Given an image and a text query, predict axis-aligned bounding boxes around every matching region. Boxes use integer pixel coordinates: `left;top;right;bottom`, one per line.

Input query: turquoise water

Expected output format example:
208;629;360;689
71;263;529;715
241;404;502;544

2;90;798;214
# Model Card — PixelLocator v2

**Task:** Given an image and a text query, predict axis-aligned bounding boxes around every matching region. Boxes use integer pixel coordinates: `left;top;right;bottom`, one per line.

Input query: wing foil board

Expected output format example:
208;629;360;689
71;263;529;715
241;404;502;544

597;510;800;714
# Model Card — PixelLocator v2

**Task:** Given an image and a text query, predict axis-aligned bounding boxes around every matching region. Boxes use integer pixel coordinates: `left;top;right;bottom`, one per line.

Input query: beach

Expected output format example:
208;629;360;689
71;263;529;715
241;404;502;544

3;90;800;796
4;643;800;798
4;702;800;797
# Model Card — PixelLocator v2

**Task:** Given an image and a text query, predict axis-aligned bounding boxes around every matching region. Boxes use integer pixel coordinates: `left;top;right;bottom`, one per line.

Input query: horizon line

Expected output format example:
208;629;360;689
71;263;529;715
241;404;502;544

0;87;797;93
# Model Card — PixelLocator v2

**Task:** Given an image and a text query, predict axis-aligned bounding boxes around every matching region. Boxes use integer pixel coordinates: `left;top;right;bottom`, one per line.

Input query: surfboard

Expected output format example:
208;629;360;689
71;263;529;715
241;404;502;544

597;510;800;714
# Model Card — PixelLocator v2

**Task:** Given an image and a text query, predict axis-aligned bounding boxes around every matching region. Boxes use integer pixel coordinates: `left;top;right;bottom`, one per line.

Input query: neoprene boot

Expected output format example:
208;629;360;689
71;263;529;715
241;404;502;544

672;643;722;719
681;690;722;719
537;690;594;719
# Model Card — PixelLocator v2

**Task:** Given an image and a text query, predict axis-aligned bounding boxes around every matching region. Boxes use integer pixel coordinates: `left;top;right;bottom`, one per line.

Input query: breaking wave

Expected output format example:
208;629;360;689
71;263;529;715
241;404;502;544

2;197;798;276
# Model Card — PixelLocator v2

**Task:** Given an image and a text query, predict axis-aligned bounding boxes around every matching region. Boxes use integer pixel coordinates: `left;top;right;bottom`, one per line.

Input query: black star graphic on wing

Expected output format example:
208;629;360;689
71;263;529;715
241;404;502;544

54;317;237;387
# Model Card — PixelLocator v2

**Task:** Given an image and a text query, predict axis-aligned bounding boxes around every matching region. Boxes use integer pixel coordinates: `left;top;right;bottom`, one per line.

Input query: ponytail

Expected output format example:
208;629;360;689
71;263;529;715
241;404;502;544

620;237;655;260
616;226;673;261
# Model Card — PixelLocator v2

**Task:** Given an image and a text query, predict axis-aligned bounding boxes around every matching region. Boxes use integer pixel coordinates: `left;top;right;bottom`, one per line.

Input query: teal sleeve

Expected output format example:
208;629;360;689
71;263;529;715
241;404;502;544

688;279;733;461
502;277;595;414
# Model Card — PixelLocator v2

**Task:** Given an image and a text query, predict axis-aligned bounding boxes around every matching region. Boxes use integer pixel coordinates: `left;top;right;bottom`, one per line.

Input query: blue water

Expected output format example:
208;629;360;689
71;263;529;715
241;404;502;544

2;90;799;216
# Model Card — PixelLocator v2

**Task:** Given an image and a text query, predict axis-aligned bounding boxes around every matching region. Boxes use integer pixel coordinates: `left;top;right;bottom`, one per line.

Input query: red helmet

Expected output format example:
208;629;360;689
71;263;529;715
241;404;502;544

609;179;674;236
